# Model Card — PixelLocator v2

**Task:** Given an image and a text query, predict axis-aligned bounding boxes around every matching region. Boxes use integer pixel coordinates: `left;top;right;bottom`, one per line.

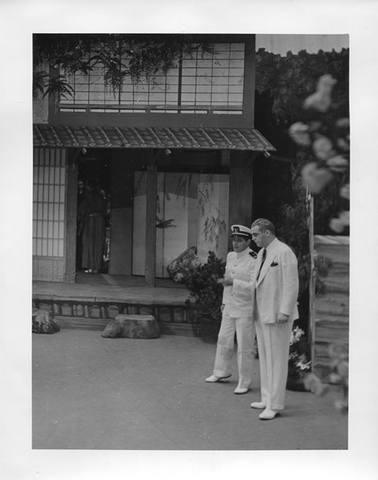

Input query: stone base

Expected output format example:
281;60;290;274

101;314;160;339
32;308;60;334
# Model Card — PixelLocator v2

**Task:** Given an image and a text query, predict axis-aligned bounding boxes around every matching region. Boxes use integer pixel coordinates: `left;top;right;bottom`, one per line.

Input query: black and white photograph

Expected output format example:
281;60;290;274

1;1;377;479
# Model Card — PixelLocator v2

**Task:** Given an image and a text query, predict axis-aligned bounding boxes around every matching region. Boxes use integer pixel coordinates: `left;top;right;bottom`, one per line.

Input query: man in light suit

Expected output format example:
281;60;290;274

250;218;299;420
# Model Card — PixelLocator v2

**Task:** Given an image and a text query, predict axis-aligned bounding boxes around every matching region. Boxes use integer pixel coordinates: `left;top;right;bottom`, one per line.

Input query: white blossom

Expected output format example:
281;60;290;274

336;137;350;151
338;210;350;225
289;122;311;146
340;184;350;200
329;217;345;233
326;154;349;171
304;74;337;112
302;162;333;193
313;136;335;160
336;118;350;129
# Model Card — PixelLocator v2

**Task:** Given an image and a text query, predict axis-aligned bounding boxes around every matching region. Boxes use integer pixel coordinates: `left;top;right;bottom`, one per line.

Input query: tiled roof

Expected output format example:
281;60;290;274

33;125;275;151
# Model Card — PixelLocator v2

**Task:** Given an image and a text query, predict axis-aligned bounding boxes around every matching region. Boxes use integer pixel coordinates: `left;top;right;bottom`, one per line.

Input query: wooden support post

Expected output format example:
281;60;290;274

64;148;80;283
145;151;158;287
308;191;316;371
228;151;257;248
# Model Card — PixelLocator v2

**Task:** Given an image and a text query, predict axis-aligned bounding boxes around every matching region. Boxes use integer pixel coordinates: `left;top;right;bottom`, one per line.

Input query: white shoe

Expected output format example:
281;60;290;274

259;408;279;420
205;374;231;383
250;401;266;409
234;386;249;395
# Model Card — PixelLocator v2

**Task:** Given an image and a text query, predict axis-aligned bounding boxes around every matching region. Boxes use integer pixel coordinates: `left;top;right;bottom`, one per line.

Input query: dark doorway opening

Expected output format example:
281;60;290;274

76;153;111;274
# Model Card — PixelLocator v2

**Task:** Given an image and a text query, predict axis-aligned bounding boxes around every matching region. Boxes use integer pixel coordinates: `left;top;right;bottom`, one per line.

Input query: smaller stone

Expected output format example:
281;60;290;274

102;314;160;339
32;308;60;334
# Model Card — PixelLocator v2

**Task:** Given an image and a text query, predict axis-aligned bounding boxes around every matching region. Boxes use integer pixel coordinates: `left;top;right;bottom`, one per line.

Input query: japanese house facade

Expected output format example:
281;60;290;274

32;34;275;285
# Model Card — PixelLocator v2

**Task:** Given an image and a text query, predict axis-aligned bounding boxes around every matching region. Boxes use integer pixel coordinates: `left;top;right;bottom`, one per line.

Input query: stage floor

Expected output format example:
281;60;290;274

33;272;189;305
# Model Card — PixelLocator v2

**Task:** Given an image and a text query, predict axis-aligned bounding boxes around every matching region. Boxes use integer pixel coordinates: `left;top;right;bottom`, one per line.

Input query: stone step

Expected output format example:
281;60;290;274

34;293;200;338
315;243;349;265
322;276;349;294
327;263;349;275
314;339;349;358
314;320;349;344
315;292;349;316
56;316;109;331
316;253;350;261
313;237;349;381
55;316;200;337
313;359;348;381
312;362;335;380
313;342;349;381
33;298;192;325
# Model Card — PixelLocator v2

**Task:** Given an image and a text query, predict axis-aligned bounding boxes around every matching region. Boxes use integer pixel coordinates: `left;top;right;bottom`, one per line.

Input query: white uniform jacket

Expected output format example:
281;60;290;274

252;238;299;324
222;248;256;318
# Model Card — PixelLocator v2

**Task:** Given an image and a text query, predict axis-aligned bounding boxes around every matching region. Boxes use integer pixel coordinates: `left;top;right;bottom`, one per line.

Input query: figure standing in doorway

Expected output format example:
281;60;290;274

78;178;106;274
76;178;85;271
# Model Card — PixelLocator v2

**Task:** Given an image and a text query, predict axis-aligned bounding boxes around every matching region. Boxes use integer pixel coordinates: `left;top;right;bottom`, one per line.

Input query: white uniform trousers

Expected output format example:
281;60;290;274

255;317;294;411
213;312;255;389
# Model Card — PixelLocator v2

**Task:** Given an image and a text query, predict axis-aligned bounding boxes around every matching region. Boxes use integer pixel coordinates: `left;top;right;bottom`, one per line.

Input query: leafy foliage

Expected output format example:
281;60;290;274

254;51;349;339
287;327;312;391
184;251;226;323
255;48;349;124
278;161;333;298
288;74;349;411
33;34;213;99
289;74;350;233
253;47;349;236
304;342;349;413
278;162;309;258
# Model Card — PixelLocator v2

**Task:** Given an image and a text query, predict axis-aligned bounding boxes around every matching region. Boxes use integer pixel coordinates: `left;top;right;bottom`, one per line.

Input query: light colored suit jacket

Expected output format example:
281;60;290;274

222;248;256;317
252;238;299;324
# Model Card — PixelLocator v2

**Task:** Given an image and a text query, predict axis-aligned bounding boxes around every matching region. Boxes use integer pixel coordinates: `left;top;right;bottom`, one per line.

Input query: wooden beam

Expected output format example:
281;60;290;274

308;192;316;371
243;35;256;127
145;151;158;287
64;148;79;283
228;151;257;231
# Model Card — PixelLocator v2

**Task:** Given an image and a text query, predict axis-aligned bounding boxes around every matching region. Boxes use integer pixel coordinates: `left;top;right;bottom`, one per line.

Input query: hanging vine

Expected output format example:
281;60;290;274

33;34;214;99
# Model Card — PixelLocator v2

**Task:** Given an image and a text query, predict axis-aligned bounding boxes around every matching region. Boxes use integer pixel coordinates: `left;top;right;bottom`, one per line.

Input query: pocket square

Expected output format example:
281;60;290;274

271;261;279;267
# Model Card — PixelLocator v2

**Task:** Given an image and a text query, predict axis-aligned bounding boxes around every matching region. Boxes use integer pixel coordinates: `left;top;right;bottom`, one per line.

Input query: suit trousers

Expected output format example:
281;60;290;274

213;312;255;389
255;317;293;411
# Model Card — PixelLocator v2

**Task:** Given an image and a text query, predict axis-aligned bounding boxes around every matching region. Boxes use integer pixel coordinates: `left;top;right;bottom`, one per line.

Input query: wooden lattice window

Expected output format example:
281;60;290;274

33;148;66;257
180;43;244;113
59;42;245;114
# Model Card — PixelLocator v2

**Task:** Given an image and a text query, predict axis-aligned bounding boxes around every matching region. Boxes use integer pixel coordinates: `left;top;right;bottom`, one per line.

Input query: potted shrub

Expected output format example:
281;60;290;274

286;326;312;391
184;251;226;343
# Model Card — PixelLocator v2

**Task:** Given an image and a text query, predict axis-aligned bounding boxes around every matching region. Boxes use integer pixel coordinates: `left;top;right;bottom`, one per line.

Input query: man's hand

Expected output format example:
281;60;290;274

218;277;233;287
277;313;289;324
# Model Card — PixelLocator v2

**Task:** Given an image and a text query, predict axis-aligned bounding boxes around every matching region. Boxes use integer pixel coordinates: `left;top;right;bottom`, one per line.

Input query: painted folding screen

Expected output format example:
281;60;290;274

133;171;229;277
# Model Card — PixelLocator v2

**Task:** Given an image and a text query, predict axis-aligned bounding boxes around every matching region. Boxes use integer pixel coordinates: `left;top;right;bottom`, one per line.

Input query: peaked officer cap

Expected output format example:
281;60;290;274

231;224;252;237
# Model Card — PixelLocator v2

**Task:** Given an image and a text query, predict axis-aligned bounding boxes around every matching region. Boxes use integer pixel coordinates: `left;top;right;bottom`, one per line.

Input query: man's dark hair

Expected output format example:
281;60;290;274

251;218;276;236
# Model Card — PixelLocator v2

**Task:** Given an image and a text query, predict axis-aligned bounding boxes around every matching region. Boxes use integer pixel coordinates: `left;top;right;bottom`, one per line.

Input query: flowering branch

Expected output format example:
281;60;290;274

289;74;350;233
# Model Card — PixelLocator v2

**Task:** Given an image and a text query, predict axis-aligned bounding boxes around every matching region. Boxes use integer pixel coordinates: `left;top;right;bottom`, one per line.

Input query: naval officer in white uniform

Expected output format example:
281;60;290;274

206;225;257;394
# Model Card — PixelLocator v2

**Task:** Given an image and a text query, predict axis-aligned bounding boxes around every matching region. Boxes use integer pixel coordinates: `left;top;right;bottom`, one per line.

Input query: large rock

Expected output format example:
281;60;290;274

101;314;160;339
32;308;60;334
